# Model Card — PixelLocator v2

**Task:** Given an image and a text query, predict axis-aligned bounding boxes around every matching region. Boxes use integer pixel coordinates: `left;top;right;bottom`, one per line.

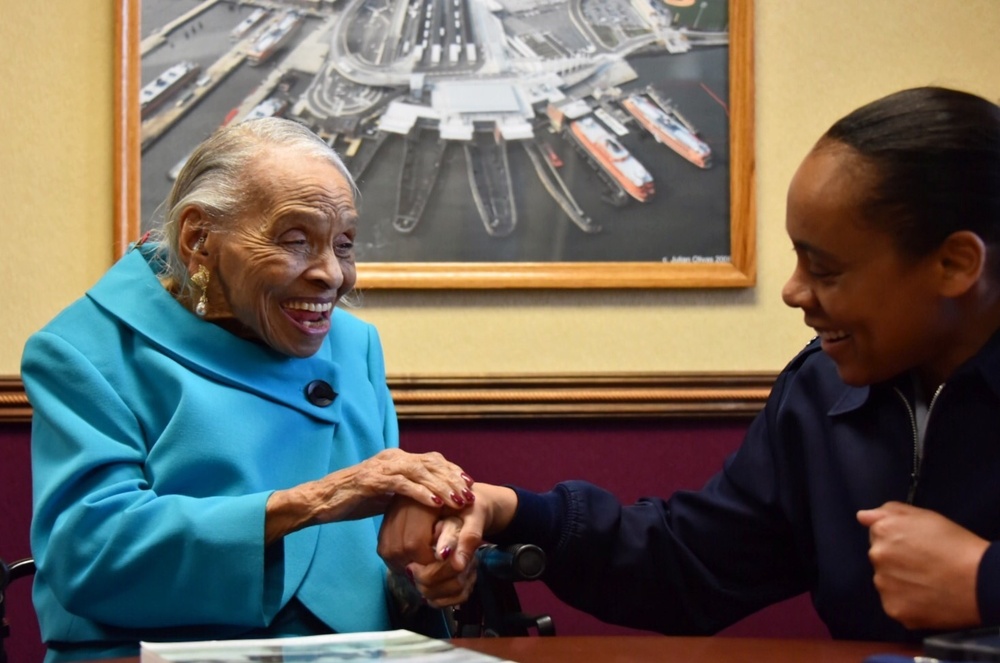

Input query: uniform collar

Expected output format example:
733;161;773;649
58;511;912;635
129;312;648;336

827;327;1000;416
968;326;1000;399
86;244;343;423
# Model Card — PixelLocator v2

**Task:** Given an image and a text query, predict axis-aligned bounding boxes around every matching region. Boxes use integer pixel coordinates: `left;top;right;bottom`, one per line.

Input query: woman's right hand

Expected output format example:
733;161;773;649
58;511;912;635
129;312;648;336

406;516;480;608
377;484;520;603
377;496;483;608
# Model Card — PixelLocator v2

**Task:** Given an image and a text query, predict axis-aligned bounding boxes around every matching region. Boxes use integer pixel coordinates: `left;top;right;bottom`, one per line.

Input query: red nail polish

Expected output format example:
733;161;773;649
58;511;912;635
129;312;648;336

462;488;475;502
431;494;444;506
450;492;465;507
440;546;452;560
461;473;474;486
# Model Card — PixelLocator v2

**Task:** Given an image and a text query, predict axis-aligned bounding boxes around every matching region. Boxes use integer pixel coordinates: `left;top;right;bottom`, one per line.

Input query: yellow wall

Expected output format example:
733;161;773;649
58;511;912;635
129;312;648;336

2;1;999;377
1;3;115;373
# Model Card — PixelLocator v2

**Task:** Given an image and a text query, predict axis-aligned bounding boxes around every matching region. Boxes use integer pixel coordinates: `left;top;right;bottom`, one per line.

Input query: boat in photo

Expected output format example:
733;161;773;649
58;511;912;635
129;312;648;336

230;7;270;41
394;124;447;233
465;129;517;237
621;93;712;169
542;142;563;168
247;11;304;66
244;97;288;121
140;61;201;118
167;150;193;181
569;116;654;203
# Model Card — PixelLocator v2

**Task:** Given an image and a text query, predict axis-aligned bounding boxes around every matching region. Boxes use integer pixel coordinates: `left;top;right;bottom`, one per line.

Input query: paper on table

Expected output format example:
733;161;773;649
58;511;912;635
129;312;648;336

140;629;516;663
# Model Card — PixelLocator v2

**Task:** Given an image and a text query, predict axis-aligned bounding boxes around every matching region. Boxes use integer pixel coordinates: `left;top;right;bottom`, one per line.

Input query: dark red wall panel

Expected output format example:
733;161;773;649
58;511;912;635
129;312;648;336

1;423;41;663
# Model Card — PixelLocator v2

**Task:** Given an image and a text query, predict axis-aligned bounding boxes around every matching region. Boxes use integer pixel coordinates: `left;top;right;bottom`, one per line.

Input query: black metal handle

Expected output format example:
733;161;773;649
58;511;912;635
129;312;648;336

476;543;546;582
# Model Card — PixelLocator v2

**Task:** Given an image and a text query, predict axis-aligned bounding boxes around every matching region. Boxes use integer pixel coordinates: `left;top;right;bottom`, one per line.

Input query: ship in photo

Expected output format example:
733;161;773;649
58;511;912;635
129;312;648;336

230;7;270;41
569;116;655;203
247;11;304;66
621;93;712;169
244;97;288;121
465;129;517;237
139;61;201;118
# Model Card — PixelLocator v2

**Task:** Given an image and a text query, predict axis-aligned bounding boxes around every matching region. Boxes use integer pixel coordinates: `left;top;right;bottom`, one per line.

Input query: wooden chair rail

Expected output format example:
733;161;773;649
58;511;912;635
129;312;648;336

0;374;773;423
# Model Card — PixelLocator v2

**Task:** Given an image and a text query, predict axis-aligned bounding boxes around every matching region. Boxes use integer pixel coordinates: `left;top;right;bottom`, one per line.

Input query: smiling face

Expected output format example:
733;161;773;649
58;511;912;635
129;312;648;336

197;146;358;358
781;144;958;387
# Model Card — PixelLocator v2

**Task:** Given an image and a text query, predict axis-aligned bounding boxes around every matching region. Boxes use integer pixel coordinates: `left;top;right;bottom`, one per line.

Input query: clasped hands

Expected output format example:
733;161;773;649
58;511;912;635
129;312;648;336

378;483;517;608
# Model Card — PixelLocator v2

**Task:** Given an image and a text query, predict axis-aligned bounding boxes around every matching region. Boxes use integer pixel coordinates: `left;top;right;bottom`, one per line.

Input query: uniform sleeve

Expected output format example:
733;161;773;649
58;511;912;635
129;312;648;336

977;543;1000;625
495;368;812;635
24;331;283;629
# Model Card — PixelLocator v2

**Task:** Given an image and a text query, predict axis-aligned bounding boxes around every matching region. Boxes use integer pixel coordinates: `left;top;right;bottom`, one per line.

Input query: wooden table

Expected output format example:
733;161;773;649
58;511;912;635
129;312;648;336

96;636;920;662
455;636;919;662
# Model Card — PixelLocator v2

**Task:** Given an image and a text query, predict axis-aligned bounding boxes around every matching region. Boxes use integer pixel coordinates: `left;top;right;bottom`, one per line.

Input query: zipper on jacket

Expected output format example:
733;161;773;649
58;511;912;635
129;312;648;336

893;383;944;504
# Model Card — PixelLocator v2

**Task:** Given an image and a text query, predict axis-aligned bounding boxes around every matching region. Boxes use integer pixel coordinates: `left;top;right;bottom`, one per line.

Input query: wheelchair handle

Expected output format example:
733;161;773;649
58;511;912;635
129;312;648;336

475;543;546;582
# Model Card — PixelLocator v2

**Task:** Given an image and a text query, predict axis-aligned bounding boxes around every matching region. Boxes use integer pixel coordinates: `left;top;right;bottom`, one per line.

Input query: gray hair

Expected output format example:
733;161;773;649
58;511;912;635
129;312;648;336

157;117;357;289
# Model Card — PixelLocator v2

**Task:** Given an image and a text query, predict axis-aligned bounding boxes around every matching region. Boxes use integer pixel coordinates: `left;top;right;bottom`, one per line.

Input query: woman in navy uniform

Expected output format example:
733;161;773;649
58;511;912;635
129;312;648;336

380;87;1000;643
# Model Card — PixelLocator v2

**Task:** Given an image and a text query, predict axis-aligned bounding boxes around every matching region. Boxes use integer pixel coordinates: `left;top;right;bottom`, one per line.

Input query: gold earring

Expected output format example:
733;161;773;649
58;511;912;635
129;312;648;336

190;265;210;317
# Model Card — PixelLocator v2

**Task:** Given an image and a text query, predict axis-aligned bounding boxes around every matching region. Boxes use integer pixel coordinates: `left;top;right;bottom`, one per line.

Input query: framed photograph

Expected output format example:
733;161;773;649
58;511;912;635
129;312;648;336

116;0;754;289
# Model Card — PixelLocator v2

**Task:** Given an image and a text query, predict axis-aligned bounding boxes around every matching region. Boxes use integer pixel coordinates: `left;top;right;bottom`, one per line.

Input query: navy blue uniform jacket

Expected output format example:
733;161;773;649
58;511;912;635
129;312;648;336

497;335;1000;641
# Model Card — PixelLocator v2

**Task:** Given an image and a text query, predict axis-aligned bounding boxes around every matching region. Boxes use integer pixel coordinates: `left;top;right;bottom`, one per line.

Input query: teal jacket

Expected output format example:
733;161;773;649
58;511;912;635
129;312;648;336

21;245;399;660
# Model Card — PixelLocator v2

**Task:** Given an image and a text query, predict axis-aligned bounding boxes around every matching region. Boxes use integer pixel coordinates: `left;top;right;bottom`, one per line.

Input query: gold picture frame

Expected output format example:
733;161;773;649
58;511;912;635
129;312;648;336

115;0;754;289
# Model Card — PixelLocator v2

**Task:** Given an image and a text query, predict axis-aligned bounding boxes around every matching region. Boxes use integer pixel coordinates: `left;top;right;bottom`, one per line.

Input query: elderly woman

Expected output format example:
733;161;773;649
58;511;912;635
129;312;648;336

21;118;473;662
380;86;1000;643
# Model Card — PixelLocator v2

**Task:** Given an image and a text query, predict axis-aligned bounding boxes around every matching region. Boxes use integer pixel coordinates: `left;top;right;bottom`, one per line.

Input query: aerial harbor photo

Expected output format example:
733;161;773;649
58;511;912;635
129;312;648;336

140;0;732;264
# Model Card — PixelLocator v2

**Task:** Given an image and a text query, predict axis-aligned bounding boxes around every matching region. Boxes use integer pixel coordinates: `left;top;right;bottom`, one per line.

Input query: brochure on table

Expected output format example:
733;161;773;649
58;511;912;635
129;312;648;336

140;628;515;662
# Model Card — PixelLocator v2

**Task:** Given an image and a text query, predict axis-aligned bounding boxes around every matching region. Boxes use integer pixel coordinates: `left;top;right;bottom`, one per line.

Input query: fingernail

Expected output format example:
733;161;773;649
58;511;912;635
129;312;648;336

462;488;475;502
461;473;474;486
405;568;415;582
450;492;465;507
431;494;444;506
440;546;452;560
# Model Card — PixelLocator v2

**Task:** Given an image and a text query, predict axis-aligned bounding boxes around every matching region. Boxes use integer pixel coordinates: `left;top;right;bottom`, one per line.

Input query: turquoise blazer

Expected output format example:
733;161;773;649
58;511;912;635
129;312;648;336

21;245;399;660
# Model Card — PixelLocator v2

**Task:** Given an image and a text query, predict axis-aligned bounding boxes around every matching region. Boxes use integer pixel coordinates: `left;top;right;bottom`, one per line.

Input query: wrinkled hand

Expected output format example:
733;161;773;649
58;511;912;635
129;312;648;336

858;501;989;630
337;448;475;517
266;449;473;544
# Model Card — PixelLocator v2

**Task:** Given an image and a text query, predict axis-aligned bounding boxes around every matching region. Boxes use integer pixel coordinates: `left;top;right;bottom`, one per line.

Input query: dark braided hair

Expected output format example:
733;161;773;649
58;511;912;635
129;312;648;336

818;87;1000;266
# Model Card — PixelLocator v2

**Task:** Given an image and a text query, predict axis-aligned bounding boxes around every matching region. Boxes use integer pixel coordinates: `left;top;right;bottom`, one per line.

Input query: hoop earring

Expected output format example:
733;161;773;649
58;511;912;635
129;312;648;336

190;265;210;317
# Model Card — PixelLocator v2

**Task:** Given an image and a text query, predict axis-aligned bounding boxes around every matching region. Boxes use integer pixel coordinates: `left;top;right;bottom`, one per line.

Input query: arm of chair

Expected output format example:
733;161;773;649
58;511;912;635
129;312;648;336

2;558;35;586
453;544;555;638
387;544;555;639
1;557;37;663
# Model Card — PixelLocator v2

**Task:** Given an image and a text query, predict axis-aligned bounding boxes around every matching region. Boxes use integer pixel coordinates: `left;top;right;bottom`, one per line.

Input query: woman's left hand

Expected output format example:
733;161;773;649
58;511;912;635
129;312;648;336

265;449;473;544
337;448;474;515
